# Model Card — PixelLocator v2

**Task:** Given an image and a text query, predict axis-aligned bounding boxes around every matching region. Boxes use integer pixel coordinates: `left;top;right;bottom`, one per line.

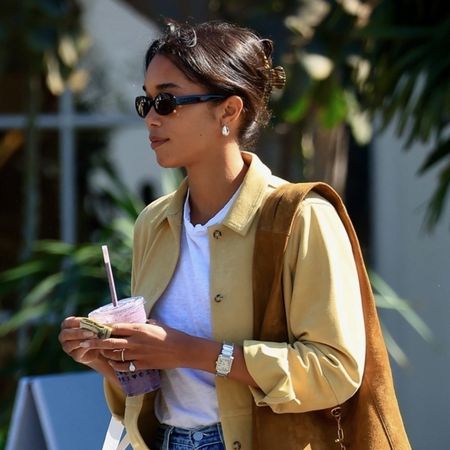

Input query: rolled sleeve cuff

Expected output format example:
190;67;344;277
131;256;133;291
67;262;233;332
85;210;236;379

243;340;296;407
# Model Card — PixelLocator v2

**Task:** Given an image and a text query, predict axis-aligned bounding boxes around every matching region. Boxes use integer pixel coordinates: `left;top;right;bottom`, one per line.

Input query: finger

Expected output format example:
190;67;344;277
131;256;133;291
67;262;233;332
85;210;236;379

61;316;81;329
108;359;138;373
59;328;96;343
69;345;90;359
69;347;99;364
61;340;84;355
101;349;133;362
61;340;75;354
108;323;146;335
79;337;129;350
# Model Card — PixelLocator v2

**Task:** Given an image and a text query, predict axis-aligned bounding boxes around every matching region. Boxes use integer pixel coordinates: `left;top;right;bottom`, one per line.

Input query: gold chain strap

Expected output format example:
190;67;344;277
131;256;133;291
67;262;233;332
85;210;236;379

331;407;347;450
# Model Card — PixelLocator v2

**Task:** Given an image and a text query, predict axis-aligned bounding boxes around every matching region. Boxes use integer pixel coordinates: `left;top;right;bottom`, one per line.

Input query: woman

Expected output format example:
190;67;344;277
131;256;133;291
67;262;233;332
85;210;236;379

59;20;366;449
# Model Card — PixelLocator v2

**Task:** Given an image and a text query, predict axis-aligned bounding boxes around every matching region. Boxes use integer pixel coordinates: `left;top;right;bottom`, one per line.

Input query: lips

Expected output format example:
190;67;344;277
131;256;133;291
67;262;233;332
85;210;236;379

149;136;169;149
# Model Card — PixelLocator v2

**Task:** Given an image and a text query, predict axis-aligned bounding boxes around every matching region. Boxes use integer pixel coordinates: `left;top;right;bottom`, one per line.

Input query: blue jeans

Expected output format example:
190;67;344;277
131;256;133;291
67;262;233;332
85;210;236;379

151;423;226;450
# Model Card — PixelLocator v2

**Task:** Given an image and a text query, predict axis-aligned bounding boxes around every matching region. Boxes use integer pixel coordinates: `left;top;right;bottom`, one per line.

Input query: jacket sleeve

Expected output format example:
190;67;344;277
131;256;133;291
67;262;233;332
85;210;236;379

243;193;366;413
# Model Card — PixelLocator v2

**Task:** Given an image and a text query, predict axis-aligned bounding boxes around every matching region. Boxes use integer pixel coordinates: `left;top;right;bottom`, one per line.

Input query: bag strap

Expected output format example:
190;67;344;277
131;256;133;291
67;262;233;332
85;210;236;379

252;182;367;449
253;180;373;342
253;182;330;340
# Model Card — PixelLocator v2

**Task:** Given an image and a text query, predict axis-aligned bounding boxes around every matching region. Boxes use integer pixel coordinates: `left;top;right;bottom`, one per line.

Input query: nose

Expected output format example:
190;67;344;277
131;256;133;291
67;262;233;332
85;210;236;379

144;106;161;128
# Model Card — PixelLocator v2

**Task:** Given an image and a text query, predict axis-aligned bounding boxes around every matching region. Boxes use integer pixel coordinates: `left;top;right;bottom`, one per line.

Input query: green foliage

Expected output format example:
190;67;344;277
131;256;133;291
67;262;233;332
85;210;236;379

359;2;450;228
0;178;141;331
0;230;132;337
0;0;88;93
298;0;450;228
0;175;143;446
215;0;450;228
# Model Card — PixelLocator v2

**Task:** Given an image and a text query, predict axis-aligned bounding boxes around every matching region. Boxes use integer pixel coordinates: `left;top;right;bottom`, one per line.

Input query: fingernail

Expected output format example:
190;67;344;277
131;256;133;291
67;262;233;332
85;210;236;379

79;341;90;348
82;331;95;338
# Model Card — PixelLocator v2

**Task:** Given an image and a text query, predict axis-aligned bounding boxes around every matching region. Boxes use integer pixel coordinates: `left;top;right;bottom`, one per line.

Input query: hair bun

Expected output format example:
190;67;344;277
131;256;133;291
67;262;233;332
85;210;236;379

260;39;274;58
165;19;197;47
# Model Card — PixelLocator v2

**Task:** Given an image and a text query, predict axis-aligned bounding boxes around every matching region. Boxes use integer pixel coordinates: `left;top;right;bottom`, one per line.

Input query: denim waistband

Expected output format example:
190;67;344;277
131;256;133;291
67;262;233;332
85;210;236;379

154;422;225;450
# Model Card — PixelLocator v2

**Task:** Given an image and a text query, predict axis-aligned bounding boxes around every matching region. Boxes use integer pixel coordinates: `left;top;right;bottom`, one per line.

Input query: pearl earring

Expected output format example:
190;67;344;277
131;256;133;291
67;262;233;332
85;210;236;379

221;125;230;136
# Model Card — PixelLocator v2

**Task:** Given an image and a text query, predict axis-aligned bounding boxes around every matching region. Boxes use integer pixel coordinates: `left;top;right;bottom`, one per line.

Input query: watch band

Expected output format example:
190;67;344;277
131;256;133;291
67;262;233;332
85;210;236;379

215;342;235;377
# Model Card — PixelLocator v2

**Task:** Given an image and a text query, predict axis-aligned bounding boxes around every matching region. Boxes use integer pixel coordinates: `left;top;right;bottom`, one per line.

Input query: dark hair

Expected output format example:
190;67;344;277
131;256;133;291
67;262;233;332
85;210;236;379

144;20;286;149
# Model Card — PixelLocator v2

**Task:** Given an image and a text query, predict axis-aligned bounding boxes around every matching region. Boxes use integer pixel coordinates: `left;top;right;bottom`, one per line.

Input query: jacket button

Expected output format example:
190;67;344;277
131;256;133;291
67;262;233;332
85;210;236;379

232;441;241;450
214;294;224;303
213;229;222;239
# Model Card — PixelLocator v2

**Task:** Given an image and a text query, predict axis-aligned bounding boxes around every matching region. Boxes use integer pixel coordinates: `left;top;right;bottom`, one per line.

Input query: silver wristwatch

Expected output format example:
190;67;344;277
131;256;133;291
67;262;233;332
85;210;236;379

215;342;234;377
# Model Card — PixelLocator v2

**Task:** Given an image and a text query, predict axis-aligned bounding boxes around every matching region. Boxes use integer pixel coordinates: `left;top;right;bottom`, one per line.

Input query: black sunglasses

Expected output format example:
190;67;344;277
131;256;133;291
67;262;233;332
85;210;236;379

135;92;227;118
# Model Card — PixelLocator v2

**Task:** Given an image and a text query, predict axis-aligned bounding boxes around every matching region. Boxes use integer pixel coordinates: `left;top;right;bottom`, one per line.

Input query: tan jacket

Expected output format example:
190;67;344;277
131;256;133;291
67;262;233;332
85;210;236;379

104;152;365;449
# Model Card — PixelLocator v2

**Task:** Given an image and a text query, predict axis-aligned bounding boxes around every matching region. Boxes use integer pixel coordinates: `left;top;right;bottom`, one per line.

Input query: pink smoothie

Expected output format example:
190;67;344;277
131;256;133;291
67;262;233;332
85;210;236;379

88;296;160;396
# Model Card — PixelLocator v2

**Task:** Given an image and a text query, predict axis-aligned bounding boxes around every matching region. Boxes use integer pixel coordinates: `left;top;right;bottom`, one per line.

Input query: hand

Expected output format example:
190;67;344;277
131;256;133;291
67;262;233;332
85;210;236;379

70;320;258;387
58;316;104;366
80;320;193;372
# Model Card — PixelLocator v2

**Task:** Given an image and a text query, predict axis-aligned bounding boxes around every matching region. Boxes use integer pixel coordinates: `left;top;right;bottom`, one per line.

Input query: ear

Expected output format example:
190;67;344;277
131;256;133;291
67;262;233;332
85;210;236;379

217;95;244;127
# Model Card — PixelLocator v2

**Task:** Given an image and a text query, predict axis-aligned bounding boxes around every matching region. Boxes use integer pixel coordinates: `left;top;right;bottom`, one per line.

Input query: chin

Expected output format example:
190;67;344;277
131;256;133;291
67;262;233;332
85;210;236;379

155;153;183;170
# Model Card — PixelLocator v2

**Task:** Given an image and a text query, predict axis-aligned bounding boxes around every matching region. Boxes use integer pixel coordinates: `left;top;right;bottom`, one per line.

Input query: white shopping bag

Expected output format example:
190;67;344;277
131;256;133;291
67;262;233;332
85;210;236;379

102;416;130;450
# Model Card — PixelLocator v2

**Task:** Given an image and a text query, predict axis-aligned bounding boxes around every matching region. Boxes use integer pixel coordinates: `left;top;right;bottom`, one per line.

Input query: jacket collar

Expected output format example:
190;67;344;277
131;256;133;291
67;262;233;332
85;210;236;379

223;152;271;235
163;152;272;236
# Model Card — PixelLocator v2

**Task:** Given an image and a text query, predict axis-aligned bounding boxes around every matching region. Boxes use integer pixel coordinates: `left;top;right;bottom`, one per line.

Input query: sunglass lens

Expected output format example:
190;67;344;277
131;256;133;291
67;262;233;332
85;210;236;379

154;93;176;115
135;96;150;118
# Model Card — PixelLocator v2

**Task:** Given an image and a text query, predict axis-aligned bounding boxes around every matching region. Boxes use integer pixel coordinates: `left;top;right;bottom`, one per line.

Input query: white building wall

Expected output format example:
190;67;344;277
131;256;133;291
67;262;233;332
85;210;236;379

81;0;163;197
372;124;450;449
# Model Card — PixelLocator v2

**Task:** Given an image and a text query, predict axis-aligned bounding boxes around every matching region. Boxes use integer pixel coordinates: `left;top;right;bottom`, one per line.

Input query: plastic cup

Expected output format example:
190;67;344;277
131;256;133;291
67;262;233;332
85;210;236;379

88;296;160;396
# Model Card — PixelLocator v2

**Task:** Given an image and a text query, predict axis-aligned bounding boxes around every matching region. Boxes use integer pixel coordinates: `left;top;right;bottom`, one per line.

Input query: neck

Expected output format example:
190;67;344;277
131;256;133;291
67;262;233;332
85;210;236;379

186;146;247;225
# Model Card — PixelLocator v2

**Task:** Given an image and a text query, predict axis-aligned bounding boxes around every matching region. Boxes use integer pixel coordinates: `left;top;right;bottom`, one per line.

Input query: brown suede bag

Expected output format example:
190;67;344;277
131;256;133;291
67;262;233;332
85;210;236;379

252;182;411;450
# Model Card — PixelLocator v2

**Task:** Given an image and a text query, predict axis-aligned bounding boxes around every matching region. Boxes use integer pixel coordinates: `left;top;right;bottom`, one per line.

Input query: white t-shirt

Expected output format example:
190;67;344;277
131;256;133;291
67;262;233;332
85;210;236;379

151;188;240;428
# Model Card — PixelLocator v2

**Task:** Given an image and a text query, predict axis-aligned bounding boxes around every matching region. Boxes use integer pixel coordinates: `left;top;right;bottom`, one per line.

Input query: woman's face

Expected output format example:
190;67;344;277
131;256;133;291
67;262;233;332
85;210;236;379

142;54;225;170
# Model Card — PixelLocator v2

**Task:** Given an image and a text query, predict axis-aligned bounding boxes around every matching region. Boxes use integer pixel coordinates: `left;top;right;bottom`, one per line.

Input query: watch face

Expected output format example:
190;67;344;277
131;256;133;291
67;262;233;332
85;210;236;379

216;343;235;377
216;355;233;375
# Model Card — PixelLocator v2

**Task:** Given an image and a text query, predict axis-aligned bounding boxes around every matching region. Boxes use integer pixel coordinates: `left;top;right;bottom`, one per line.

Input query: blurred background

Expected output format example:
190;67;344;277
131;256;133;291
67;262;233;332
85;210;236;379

0;0;449;449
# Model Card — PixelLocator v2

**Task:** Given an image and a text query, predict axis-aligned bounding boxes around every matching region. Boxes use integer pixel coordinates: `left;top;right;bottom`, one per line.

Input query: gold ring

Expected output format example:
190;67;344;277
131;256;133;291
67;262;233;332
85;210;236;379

121;348;125;362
